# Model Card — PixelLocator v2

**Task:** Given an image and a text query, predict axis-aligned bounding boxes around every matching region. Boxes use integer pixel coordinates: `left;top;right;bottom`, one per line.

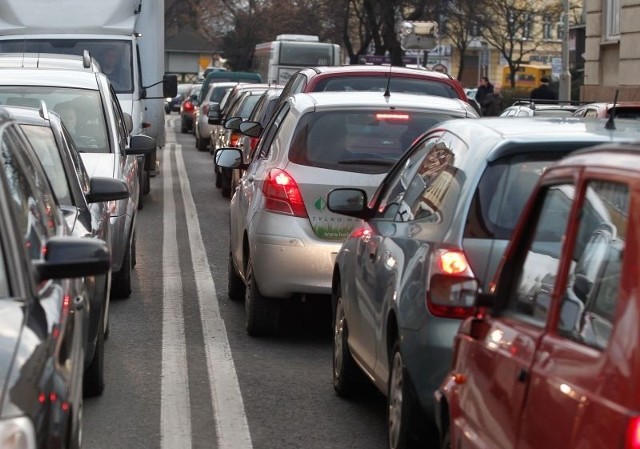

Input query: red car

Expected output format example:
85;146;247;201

276;65;472;111
179;83;202;133
435;141;640;449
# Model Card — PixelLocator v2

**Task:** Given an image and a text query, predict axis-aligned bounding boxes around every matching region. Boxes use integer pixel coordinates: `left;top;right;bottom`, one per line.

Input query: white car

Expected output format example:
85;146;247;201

215;91;478;336
0;52;154;298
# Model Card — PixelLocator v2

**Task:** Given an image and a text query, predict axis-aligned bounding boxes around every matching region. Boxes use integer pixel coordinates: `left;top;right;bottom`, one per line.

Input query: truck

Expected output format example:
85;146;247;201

0;0;177;193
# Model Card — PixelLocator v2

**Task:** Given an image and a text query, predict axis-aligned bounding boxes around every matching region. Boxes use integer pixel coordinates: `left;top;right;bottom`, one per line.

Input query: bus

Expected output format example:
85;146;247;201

502;64;552;89
252;34;341;85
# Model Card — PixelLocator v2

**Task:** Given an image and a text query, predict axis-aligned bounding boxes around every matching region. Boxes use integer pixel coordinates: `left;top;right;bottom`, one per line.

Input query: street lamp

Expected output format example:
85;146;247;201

559;0;572;101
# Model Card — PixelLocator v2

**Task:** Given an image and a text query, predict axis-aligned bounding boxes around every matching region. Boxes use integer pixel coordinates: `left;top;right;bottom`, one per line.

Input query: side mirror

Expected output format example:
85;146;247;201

224;117;243;130
85;177;129;203
327;188;368;214
239;121;262;138
163;74;178;98
207;106;221;124
122;112;133;134
127;134;157;155
34;237;110;281
215;148;244;169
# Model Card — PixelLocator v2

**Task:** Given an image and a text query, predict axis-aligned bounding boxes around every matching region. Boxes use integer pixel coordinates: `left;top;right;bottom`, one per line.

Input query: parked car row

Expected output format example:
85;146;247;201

210;64;640;449
0;51;166;447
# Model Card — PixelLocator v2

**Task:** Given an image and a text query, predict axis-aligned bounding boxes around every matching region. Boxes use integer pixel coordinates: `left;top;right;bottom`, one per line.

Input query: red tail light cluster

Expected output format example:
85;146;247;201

263;169;308;218
183;101;194;112
627;417;640;449
426;249;477;319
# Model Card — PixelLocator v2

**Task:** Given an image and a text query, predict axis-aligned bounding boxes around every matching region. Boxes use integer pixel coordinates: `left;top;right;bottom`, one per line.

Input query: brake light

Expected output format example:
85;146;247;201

376;113;410;121
230;131;241;147
263;169;308;218
250;136;260;152
426;249;477;319
202;103;210;115
627;417;640;449
183;101;194;112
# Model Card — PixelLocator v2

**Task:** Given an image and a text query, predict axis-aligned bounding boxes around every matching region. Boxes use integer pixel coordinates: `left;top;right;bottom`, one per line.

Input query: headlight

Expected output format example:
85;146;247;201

165;97;172;102
0;417;36;449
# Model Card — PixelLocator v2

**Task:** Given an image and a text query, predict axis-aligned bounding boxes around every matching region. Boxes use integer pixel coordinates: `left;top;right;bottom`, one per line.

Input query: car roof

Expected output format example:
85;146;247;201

0;53;101;90
289;91;477;116
300;65;457;81
432;117;640;160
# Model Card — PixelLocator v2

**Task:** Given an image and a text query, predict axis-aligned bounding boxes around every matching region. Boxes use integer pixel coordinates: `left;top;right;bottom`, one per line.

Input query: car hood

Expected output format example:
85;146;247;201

80;153;117;179
0;301;29;418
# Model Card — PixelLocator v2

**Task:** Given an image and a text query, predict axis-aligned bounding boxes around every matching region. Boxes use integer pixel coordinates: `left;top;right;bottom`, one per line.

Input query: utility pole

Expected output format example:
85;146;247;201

559;0;572;101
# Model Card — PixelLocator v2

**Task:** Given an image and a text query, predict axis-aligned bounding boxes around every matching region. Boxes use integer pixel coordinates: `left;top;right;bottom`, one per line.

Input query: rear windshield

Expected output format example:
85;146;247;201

288;110;461;174
314;76;460;99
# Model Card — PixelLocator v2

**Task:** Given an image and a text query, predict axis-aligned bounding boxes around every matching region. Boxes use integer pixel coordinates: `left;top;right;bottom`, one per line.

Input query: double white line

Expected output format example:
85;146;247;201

161;135;252;449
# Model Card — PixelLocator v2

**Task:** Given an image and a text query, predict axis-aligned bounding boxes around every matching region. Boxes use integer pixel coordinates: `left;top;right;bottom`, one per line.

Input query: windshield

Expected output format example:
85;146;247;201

0;39;133;93
0;87;109;153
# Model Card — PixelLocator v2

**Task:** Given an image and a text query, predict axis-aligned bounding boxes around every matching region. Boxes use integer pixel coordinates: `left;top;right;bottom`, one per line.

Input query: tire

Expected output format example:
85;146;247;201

197;134;209;152
180;120;188;134
221;168;232;198
215;169;222;188
244;256;280;336
111;235;132;299
83;311;105;397
228;250;245;300
332;282;365;397
388;339;419;449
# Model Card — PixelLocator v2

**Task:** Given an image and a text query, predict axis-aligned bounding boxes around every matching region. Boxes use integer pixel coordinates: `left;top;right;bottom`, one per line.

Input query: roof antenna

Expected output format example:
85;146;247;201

605;89;619;130
383;61;392;99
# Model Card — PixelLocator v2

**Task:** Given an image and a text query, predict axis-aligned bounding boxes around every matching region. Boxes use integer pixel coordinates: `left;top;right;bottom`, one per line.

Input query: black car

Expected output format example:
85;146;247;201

8;104;129;397
0;108;110;448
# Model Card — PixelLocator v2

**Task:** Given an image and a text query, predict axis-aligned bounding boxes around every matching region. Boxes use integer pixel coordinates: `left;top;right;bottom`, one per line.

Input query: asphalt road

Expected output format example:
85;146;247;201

82;115;390;449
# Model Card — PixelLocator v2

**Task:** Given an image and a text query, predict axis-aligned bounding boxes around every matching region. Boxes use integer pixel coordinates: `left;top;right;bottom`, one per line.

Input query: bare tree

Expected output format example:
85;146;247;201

478;0;558;87
442;0;480;80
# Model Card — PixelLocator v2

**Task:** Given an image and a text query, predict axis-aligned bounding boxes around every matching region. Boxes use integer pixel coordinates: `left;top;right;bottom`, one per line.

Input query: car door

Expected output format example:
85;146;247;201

347;135;440;373
516;175;634;449
453;175;578;449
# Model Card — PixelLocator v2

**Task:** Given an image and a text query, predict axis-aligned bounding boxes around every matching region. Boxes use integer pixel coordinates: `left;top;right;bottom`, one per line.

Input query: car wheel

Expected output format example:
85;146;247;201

221;168;232;198
333;282;365;397
388;339;419;449
111;235;132;299
228;250;245;300
215;169;222;188
180;121;188;134
197;135;209;152
245;256;280;336
83;311;105;397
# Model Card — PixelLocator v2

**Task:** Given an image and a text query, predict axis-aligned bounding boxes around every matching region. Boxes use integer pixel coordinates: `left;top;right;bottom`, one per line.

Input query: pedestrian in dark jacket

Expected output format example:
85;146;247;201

475;76;494;108
530;76;557;102
482;84;505;116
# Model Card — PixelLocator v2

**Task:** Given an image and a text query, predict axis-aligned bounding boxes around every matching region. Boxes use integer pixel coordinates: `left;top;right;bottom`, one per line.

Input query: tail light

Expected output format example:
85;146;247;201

249;136;259;152
202;103;210;115
263;169;308;218
426;249;478;319
183;101;194;112
229;131;241;147
626;417;640;449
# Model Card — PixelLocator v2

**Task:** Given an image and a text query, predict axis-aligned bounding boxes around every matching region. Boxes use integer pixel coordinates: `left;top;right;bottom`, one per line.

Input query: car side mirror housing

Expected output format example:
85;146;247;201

239;121;262;138
127;134;157;155
327;188;374;220
224;117;243;130
163;74;178;98
215;148;245;169
122;112;133;134
85;177;129;203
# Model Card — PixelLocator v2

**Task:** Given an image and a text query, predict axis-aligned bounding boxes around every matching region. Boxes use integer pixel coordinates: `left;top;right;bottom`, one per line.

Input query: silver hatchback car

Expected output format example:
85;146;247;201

325;117;640;449
215;91;478;336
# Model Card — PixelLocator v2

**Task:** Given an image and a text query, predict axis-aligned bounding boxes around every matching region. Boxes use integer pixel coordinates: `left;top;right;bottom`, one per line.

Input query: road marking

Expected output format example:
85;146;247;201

174;144;253;448
162;144;193;449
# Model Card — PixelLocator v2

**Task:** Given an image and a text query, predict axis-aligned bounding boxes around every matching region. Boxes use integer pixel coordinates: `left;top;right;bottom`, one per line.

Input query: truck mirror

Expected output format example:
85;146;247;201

163;74;178;98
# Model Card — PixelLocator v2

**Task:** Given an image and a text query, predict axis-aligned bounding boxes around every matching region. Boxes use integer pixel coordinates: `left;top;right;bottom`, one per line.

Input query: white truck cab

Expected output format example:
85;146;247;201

0;0;178;190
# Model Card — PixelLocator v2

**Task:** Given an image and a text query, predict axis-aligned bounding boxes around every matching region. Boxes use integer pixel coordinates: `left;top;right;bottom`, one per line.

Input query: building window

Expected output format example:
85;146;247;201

605;0;620;40
522;13;532;40
543;14;553;40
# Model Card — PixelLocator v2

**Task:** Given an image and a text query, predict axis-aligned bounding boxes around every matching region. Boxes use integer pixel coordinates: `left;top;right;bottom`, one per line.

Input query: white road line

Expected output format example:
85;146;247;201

161;144;193;449
174;145;254;449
